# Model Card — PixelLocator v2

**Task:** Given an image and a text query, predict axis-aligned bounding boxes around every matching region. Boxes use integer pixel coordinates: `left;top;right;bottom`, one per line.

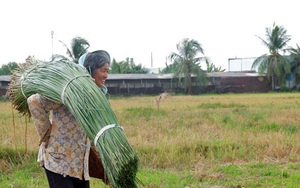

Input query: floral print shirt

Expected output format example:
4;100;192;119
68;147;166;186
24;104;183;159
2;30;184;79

27;93;91;180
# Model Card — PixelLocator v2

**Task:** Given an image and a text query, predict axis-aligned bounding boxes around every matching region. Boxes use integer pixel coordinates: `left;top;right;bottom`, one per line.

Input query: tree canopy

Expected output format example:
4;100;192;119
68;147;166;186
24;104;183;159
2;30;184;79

288;44;300;85
206;61;225;72
251;23;291;90
59;37;90;64
109;58;149;74
0;62;18;75
168;38;208;94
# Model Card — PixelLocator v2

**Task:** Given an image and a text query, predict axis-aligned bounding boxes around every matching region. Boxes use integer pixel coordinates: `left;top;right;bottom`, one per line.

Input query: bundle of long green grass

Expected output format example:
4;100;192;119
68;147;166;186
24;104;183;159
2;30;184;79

7;57;140;188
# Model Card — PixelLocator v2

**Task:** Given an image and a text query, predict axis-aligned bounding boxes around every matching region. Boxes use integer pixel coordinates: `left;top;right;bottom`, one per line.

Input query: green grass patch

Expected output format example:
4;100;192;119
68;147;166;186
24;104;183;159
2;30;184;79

136;168;198;188
123;107;166;121
212;162;300;187
196;102;247;109
0;148;47;188
2;93;300;187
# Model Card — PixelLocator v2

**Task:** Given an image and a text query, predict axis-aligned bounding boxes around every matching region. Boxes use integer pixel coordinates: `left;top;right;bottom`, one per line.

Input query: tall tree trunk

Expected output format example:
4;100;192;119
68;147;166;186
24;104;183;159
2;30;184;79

272;74;275;90
187;73;192;94
188;83;192;94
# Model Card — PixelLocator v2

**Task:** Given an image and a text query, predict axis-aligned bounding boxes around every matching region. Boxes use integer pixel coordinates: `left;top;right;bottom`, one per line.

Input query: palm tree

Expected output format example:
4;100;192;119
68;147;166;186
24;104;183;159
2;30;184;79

251;23;291;90
169;38;208;94
110;59;122;73
109;58;149;74
127;61;149;74
59;37;90;64
160;61;180;74
206;61;225;72
288;44;300;86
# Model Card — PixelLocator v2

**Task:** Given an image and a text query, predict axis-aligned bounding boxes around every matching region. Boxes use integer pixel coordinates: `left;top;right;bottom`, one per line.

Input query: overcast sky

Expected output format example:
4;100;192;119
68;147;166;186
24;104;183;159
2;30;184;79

1;0;299;71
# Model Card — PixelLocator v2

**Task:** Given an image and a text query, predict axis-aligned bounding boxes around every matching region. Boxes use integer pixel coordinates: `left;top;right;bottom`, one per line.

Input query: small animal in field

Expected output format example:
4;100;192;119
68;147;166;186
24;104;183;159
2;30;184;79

154;91;172;110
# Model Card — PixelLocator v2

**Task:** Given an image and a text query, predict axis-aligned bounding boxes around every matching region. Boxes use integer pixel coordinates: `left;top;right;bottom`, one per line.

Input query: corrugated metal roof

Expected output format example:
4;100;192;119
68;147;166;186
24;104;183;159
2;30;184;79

207;72;261;77
107;72;261;80
107;73;174;80
0;75;11;82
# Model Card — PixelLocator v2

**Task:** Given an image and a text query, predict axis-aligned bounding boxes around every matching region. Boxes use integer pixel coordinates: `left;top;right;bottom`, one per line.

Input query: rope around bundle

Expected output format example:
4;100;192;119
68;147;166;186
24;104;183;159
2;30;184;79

61;74;91;104
94;124;124;146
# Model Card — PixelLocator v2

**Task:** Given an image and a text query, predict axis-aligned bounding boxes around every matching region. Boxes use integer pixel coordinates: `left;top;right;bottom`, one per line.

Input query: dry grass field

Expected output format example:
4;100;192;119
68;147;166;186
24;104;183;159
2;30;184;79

1;92;300;187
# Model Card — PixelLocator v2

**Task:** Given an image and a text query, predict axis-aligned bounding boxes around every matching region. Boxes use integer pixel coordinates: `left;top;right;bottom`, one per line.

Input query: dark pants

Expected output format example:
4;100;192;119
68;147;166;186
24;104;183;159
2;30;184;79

45;168;90;188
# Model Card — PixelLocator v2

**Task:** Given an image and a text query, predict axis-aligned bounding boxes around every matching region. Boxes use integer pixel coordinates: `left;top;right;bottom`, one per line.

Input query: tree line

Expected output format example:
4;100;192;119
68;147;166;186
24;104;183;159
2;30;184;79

252;23;300;90
1;23;300;94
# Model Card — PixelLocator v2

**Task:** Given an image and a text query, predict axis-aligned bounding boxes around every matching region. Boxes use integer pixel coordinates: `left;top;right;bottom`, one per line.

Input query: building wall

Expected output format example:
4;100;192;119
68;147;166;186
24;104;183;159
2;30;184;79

105;76;271;95
106;79;173;95
0;74;271;97
215;76;271;93
0;81;9;96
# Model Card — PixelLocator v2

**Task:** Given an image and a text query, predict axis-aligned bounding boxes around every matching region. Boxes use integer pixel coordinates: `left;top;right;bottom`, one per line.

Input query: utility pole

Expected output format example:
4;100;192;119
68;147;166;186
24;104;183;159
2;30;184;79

151;52;153;68
51;31;54;58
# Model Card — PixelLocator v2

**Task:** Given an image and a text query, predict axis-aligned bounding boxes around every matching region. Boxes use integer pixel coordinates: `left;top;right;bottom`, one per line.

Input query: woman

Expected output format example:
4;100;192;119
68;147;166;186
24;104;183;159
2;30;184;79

27;50;110;188
79;50;110;90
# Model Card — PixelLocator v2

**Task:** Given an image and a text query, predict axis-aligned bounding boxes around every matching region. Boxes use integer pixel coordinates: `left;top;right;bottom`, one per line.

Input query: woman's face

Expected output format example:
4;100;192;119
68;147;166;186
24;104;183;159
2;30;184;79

92;63;110;87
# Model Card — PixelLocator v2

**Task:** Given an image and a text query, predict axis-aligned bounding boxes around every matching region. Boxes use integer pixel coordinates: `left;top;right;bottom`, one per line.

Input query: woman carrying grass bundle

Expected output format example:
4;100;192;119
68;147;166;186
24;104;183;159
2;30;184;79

27;50;111;188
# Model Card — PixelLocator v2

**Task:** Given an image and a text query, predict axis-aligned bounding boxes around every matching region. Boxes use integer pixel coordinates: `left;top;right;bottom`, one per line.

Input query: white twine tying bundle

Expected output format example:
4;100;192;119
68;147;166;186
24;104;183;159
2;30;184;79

61;75;90;104
94;124;123;146
20;64;39;99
